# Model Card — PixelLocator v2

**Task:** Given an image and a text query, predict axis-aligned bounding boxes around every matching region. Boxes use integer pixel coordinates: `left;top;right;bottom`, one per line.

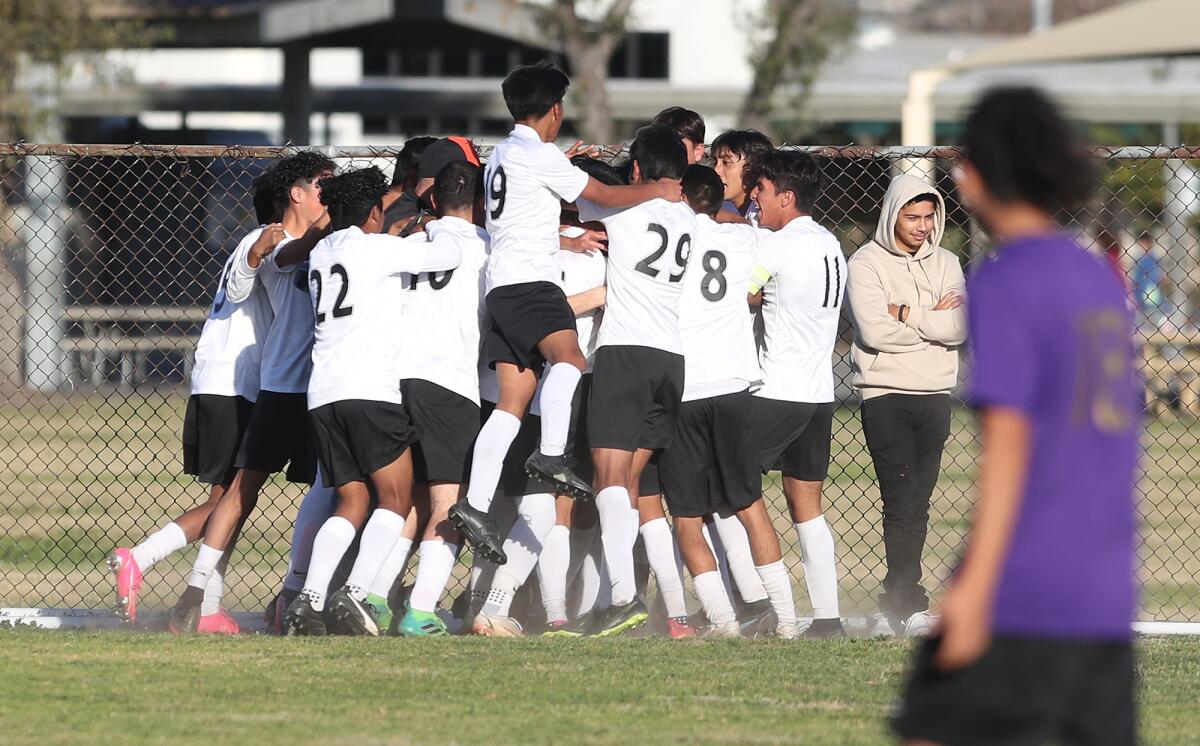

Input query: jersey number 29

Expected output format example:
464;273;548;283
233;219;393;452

310;264;354;323
636;223;690;283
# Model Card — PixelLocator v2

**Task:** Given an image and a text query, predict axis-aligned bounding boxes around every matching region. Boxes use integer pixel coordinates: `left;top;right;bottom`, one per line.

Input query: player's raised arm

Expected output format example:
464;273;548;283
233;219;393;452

225;225;283;304
578;175;682;208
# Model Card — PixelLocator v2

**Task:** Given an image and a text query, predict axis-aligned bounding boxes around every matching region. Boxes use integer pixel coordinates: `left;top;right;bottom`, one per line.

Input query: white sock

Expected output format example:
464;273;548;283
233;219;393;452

596;486;638;606
130;521;187;572
573;532;610;617
301;516;358;611
537;524;571;623
640;518;688;618
702;521;738;604
284;479;336;592
346;509;406;601
694;570;737;627
409;541;460;613
795;515;840;619
186;543;224;591
538;363;582;457
712;512;769;604
465;410;522;512
369;536;413;599
480;492;556;616
755;559;798;632
201;563;224;616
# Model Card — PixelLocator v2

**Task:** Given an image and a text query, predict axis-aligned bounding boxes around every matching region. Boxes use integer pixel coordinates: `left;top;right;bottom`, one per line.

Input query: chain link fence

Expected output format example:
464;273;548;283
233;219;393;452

1;143;1197;623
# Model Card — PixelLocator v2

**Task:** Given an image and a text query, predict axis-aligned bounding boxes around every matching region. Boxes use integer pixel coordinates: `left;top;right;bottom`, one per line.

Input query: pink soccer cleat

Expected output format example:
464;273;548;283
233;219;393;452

107;548;143;623
197;609;241;635
667;616;696;639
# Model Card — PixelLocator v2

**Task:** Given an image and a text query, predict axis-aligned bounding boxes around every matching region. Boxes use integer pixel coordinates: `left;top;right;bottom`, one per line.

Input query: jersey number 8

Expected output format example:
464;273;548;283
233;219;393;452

636;223;690;283
310;264;354;323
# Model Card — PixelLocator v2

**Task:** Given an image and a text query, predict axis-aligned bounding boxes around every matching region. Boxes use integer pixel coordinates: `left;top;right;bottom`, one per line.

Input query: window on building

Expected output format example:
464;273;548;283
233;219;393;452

609;33;669;80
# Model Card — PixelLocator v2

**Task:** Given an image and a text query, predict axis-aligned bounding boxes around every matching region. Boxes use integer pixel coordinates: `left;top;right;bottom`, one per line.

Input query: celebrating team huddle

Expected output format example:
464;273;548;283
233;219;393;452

109;63;874;641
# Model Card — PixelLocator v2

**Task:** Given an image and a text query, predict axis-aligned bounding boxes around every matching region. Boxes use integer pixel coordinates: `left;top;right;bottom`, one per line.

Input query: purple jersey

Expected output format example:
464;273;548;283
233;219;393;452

967;233;1138;640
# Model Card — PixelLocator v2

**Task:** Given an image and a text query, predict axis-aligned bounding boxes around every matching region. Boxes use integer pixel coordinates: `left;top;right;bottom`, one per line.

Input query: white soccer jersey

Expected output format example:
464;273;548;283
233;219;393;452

307;226;462;410
190;227;275;401
483;125;590;292
397;217;490;405
678;215;759;402
250;234;317;394
578;198;696;355
557;247;608;371
752;215;846;404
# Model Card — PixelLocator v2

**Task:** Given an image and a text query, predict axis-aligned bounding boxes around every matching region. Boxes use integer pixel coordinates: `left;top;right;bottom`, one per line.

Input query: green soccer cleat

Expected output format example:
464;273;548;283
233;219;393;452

365;594;393;634
399;605;449;637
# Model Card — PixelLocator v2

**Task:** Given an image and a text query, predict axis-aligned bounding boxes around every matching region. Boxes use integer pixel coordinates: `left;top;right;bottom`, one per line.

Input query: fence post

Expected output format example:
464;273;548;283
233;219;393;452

20;156;68;391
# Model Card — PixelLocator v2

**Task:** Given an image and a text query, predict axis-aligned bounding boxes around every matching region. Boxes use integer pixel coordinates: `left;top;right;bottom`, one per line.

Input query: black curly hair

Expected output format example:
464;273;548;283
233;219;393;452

748;150;824;214
318;166;389;231
251;170;281;224
266;150;336;216
963;87;1094;214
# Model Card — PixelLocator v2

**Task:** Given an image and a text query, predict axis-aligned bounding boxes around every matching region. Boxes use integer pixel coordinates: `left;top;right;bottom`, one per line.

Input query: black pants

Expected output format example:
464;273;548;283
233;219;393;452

860;393;951;619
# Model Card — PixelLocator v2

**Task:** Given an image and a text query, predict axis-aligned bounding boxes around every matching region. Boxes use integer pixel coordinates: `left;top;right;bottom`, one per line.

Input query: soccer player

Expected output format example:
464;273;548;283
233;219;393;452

711;129;773;223
845;175;966;636
168;152;334;633
748;150;845;638
378;161;491;637
382;135;437;233
566;123;696;637
892;86;1137;746
389;137;481;237
652;106;706;165
282;166;463;636
106;181;285;627
472;239;608;637
660;164;798;639
448;63;681;565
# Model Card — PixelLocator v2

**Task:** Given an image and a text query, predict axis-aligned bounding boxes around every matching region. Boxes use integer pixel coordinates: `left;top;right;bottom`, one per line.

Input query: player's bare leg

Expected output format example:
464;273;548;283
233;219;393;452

675;515;739;637
782;477;841;637
451;363;538;564
399;482;463;636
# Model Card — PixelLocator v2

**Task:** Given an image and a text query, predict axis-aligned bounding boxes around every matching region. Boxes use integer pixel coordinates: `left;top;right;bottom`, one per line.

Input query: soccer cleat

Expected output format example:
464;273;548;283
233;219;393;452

801;618;847;640
902;610;937;638
667;616;695;639
365;593;393;634
271;587;301;635
776;623;800;640
524;452;594;501
543;609;598;638
167;588;203;634
197;609;241;635
107;548;143;623
543;620;569;635
284;591;328;637
399;605;449;637
704;620;743;639
593;598;649;638
447;502;507;565
471;611;523;638
327;587;382;637
737;599;778;640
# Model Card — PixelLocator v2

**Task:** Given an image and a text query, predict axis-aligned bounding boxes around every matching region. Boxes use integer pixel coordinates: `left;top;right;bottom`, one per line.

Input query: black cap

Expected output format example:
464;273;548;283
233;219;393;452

417;137;480;180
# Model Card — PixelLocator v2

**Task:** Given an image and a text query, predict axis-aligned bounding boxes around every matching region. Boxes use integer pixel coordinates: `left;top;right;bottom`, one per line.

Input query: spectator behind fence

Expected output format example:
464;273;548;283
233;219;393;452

845;174;967;635
1133;231;1165;324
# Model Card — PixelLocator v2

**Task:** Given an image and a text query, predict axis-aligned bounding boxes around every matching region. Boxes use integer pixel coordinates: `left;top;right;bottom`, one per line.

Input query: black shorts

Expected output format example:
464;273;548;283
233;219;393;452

588;346;685;453
660;391;759;517
234;390;316;484
182;394;254;485
484;281;577;375
638;460;660;498
308;400;419;488
754;398;834;481
401;379;480;484
893;636;1135;746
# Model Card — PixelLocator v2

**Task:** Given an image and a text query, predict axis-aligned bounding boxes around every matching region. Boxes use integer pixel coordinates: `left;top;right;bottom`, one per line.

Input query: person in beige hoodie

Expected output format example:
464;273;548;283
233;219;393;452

845;173;967;635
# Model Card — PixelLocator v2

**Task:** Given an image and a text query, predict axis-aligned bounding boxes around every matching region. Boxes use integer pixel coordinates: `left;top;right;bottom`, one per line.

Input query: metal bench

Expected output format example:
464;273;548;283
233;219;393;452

60;306;208;388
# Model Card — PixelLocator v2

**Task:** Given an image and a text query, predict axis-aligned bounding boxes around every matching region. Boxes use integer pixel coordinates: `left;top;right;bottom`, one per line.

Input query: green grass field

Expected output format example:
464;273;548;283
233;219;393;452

2;392;1200;621
0;632;1197;745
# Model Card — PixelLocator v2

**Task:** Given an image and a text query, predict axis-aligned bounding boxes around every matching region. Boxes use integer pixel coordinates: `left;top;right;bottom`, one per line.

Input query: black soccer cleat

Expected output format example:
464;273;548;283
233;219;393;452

167;587;204;634
524;451;594;501
593;597;649;638
447;502;507;565
543;609;600;638
801;617;847;640
737;599;778;640
284;591;328;637
326;587;382;637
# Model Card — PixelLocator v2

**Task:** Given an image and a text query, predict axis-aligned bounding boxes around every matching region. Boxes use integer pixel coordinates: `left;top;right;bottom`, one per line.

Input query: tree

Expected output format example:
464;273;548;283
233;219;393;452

543;0;636;144
737;0;858;138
